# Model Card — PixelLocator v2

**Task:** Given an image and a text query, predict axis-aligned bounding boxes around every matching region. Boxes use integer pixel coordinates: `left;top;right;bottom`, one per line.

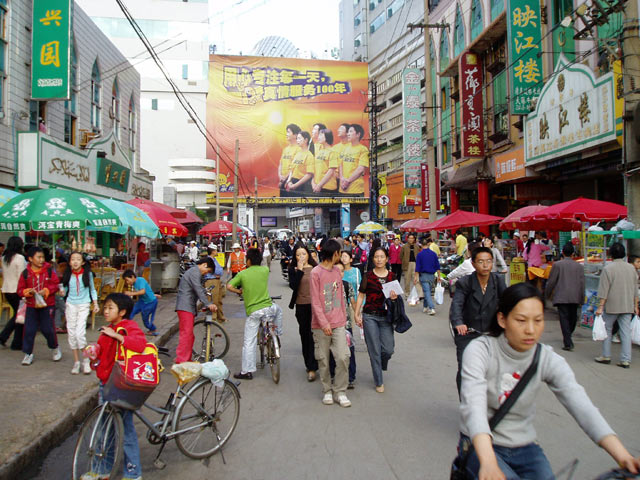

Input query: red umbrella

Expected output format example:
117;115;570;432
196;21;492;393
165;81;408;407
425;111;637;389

399;218;433;232
126;199;188;237
499;205;581;232
198;220;234;236
522;198;627;223
426;210;503;231
127;198;202;225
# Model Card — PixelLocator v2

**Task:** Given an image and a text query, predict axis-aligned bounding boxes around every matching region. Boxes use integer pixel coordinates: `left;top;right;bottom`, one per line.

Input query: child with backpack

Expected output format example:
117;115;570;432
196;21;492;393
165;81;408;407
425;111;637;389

62;252;99;374
18;246;61;366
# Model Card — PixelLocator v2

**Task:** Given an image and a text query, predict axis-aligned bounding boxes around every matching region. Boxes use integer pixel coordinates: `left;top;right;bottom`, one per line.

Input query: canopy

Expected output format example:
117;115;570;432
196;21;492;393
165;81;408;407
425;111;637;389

0;188;19;207
198;220;234;236
126;199;188;237
126;198;202;225
87;199;161;238
522;198;627;223
353;221;386;234
499;205;581;232
0;188;120;232
399;218;434;232
425;210;503;231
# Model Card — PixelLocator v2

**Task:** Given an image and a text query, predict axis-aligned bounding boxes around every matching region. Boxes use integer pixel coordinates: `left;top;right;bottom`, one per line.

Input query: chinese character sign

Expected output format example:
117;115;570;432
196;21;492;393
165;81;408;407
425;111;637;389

420;164;440;213
459;53;484;158
402;68;423;189
507;0;543;115
31;0;71;100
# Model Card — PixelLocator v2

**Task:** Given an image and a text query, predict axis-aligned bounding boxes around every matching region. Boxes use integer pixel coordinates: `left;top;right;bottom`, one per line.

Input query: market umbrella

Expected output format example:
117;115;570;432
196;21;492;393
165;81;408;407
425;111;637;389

353;221;386;234
399;218;433;232
198;220;234;236
0;188;19;207
0;188;120;232
522;197;627;223
499;205;581;232
87;199;161;238
127;198;202;225
126;199;188;237
425;210;503;231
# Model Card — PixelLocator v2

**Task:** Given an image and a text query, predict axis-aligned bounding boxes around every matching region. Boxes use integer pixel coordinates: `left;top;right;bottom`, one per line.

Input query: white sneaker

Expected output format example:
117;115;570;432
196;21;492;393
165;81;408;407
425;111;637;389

83;358;92;374
52;347;62;361
422;307;428;313
22;353;33;366
322;392;334;405
79;473;111;480
335;393;351;408
612;333;621;344
71;361;81;375
428;308;436;316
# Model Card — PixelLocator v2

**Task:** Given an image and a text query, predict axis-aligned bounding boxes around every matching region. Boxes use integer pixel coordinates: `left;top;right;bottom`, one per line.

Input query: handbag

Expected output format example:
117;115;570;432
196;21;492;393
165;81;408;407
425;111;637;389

450;344;542;479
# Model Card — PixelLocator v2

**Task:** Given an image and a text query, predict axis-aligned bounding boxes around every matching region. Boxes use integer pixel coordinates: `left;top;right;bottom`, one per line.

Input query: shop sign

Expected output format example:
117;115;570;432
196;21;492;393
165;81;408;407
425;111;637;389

507;0;543;114
495;148;526;183
510;261;526;285
341;203;351;237
398;204;415;214
207;195;369;206
31;0;71;100
459;53;484;158
420;164;440;212
402;68;423;189
97;158;129;192
525;55;615;166
514;182;561;201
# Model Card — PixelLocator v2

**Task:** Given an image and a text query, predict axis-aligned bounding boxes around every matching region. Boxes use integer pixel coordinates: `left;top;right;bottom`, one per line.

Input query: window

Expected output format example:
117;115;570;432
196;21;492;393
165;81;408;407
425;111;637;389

390;71;402;86
441;87;447;110
0;0;7;115
151;98;158;110
111;77;120;140
491;0;503;22
471;0;483;41
369;0;375;10
91;61;102;131
493;69;508;136
370;12;385;33
387;0;404;19
453;6;465;57
182;64;188;80
354;0;360;5
354;33;362;47
439;31;449;71
64;39;78;145
354;12;362;27
129;95;136;154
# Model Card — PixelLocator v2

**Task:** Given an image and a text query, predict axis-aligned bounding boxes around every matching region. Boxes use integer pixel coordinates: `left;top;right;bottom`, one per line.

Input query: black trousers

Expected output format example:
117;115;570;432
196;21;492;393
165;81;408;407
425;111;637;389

295;304;318;372
391;264;402;283
557;303;579;348
454;331;481;397
0;293;23;349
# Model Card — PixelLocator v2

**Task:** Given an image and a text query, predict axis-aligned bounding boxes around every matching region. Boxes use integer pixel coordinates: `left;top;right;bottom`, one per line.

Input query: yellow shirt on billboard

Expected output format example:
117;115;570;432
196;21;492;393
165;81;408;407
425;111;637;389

339;143;369;194
289;150;314;180
314;147;339;191
280;144;301;177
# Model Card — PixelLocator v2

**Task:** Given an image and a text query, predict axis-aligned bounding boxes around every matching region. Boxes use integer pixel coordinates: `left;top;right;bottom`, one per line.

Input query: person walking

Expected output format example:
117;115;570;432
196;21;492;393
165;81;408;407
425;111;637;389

400;233;419;297
388;236;402;282
483;237;508;285
545;243;585;351
262;237;273;270
204;245;226;323
226;243;246;279
355;247;398;393
455;230;468;256
123;269;159;335
0;237;26;349
594;242;638;368
288;243;319;382
414;238;441;316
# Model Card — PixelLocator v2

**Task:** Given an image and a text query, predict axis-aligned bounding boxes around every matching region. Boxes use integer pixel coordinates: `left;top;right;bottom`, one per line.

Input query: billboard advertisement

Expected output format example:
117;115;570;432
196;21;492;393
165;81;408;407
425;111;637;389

207;55;370;199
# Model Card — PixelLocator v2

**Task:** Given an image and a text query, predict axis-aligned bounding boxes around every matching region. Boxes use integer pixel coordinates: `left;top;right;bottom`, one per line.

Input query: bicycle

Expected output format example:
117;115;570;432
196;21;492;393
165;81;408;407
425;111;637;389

192;285;230;362
553;459;640;480
256;296;282;384
72;347;241;479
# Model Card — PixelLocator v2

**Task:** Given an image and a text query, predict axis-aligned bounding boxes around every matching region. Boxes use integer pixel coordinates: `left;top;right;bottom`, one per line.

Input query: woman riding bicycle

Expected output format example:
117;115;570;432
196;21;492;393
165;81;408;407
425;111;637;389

457;282;639;480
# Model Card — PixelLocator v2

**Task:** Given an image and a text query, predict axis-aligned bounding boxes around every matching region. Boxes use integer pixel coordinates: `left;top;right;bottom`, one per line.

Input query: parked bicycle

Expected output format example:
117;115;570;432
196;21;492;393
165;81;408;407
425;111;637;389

192;285;230;362
256;296;283;384
72;347;240;479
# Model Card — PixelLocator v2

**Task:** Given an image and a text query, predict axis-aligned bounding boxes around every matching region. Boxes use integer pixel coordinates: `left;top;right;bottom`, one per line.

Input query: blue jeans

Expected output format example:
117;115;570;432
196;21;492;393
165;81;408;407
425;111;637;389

131;298;158;331
363;313;394;387
419;272;435;309
458;434;554;479
97;385;142;479
602;312;632;363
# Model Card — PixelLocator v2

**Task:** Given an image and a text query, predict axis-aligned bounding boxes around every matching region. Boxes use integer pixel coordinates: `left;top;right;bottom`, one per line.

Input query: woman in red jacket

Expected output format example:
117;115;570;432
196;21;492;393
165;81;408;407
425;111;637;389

17;246;61;366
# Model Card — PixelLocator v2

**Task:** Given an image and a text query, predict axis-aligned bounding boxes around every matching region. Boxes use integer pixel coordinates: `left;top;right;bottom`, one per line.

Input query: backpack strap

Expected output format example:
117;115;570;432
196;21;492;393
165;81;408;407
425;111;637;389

114;326;128;362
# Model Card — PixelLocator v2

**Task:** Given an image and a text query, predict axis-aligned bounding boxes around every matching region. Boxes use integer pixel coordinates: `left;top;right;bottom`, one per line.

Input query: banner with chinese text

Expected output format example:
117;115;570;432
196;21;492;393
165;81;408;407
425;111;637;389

420;163;440;213
402;68;422;189
207;55;369;199
459;53;484;158
31;0;71;100
507;0;543;114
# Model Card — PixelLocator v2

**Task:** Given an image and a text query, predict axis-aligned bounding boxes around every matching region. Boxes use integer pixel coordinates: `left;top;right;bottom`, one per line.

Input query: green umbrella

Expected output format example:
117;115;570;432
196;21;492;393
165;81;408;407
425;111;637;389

353;221;386;234
0;188;120;232
87;198;161;238
0;188;18;207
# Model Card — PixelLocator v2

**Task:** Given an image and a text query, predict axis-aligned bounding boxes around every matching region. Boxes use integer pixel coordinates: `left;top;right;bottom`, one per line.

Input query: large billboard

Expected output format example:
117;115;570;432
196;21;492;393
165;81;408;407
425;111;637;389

207;55;370;200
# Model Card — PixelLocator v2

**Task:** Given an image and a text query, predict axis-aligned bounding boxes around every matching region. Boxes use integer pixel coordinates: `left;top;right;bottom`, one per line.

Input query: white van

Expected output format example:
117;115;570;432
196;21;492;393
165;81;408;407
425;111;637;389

267;228;293;241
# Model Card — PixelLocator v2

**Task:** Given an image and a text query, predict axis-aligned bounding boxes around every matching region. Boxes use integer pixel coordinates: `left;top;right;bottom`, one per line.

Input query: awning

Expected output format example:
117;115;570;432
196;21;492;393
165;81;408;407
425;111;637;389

443;159;492;189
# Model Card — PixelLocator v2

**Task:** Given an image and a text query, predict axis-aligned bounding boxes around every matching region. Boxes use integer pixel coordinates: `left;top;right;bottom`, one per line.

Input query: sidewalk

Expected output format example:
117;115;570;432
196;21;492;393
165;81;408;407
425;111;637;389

0;295;182;480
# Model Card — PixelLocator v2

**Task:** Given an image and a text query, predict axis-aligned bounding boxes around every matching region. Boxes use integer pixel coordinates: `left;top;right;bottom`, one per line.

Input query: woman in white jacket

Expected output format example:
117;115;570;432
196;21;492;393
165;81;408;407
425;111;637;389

0;237;26;349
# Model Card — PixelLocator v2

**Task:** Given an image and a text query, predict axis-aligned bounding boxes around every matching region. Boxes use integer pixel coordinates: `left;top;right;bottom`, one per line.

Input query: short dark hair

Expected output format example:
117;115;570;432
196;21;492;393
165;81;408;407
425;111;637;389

490;283;544;335
407;233;416;239
207;247;217;256
313;122;327;132
349;123;364;140
319;239;341;261
562;243;575;257
609;242;626;259
286;123;301;135
471;246;494;262
105;293;134;319
196;256;216;271
137;242;145;249
122;269;136;280
370;246;389;259
319;128;334;145
246;247;262;266
629;255;640;264
26;246;44;260
421;238;429;246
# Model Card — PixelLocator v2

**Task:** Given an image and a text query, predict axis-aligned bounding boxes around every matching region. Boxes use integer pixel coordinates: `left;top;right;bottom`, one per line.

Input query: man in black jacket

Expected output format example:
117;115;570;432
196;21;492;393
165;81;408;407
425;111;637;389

449;246;506;394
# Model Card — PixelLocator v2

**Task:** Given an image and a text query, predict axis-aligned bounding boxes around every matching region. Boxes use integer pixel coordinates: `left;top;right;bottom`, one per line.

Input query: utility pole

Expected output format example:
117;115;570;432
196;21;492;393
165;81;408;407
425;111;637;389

215;145;220;221
365;80;384;222
254;177;259;234
232;140;239;244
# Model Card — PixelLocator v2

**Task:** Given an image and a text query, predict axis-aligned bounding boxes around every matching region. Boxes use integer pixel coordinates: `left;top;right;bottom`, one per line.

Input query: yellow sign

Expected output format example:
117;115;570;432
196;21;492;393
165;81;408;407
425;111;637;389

509;260;526;285
205;195;369;205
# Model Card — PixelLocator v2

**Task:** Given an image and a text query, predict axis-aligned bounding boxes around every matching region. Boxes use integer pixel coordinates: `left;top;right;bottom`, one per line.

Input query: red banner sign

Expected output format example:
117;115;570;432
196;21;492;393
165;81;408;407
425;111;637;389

459;53;484;158
420;164;440;212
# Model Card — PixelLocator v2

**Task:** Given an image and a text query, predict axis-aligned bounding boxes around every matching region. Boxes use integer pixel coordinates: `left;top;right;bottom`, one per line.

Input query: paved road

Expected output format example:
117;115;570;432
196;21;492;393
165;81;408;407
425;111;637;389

31;272;640;479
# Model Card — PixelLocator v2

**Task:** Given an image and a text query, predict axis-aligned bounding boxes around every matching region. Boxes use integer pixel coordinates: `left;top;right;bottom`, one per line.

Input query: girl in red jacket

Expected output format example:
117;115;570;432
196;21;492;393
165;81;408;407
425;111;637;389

18;246;60;366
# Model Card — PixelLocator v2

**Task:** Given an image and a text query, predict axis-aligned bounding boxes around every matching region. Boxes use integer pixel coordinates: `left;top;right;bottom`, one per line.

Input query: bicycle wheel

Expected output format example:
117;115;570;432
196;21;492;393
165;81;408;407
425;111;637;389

268;335;280;384
173;378;240;459
257;324;265;369
192;319;230;361
72;404;124;480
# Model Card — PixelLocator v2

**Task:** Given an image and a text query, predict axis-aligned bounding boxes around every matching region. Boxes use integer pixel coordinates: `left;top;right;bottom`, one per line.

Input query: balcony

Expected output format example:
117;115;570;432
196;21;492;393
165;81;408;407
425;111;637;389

168;170;216;182
173;183;215;193
168;158;215;169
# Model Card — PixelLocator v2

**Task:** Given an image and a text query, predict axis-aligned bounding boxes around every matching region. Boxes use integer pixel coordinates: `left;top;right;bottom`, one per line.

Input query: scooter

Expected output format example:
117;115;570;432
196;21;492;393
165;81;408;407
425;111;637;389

179;253;196;278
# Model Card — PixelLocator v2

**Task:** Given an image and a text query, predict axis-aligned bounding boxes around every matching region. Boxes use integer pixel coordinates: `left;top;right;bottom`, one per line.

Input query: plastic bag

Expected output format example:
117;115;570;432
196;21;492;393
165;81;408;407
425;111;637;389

631;315;640;346
434;284;445;305
592;314;608;341
407;286;420;306
201;359;229;387
34;292;47;308
15;300;26;324
171;362;202;385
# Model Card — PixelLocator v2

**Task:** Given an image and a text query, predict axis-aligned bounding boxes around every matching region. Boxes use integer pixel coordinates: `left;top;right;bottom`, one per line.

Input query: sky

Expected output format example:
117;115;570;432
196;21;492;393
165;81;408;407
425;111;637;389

209;0;341;59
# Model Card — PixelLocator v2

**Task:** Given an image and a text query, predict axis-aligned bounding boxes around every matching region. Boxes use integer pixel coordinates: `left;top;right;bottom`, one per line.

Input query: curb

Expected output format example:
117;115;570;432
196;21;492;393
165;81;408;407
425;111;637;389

1;318;179;480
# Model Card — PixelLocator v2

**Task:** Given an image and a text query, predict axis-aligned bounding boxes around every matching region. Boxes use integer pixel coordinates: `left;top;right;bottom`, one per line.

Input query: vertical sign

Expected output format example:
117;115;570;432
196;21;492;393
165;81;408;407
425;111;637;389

341;203;351;238
31;0;71;100
420;164;440;212
402;68;422;189
459;53;484;158
507;0;543;114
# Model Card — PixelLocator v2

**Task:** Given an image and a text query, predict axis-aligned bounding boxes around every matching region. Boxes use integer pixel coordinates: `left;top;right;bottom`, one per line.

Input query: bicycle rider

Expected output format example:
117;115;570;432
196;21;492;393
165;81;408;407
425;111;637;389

227;248;283;380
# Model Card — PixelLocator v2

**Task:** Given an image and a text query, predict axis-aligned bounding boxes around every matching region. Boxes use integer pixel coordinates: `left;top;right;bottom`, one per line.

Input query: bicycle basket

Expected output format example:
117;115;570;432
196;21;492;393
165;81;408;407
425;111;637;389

103;363;156;410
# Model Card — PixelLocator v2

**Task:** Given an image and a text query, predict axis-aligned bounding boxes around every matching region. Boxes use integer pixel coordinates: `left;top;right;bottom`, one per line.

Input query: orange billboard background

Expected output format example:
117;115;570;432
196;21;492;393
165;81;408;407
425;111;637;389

207;55;370;198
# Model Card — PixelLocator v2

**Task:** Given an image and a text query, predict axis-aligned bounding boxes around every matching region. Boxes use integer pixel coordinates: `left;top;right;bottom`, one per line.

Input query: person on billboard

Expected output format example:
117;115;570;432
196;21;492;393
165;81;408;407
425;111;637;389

339;124;369;196
278;123;301;196
285;131;315;195
312;128;339;196
333;123;350;161
309;122;327;156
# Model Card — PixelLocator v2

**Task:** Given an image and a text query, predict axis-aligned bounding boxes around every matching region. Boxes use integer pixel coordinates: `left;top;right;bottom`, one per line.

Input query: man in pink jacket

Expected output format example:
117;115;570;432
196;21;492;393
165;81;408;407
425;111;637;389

310;239;351;408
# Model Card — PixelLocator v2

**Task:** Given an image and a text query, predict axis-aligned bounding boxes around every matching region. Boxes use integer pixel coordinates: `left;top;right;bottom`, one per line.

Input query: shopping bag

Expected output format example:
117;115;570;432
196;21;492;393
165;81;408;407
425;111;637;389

592;314;608;341
631;315;640;345
15;300;26;324
407;286;420;306
434;284;445;305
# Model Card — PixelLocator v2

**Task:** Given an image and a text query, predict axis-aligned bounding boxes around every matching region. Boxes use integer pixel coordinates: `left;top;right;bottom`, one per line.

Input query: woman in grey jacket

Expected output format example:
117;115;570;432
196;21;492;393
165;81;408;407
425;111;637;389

459;283;639;480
